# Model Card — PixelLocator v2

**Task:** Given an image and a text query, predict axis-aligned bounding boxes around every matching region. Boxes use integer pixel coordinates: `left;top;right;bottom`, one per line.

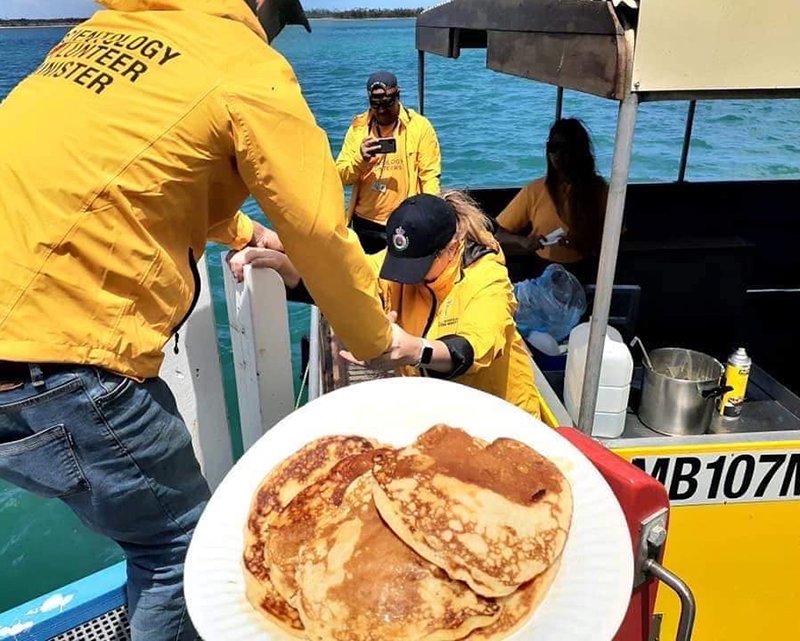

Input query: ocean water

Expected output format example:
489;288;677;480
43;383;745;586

1;17;799;612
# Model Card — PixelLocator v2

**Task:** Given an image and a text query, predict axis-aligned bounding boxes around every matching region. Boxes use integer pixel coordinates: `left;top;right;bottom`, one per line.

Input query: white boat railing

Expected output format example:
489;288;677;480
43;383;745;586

160;256;295;489
308;305;323;402
222;258;295;453
160;256;234;490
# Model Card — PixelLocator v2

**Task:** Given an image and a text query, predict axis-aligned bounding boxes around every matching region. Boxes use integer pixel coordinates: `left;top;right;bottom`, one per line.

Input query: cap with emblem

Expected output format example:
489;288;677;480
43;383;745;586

366;71;399;94
380;194;458;284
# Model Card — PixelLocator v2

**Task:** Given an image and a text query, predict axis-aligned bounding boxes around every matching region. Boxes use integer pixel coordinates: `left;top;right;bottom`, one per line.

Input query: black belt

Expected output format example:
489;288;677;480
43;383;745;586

0;361;67;382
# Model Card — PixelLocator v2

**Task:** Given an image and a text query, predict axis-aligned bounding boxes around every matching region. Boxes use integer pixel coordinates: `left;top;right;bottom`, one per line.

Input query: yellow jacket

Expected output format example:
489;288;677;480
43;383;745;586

0;0;391;379
370;243;541;417
336;105;441;221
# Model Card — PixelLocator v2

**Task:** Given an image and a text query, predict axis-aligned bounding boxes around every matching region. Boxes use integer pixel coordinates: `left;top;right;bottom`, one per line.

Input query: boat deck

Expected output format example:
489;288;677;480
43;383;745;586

318;317;398;394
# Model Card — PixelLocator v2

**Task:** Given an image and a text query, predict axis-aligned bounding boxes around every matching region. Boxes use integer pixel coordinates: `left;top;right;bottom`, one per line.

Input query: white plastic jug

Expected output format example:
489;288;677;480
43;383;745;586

564;322;633;438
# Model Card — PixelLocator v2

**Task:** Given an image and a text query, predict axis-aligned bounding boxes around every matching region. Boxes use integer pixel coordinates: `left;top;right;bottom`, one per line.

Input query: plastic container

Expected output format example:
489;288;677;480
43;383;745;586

563;322;633;438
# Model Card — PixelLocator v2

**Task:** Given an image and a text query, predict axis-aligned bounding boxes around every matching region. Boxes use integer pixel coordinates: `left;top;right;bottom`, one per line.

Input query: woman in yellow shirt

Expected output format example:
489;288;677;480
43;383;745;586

495;118;608;282
230;192;542;418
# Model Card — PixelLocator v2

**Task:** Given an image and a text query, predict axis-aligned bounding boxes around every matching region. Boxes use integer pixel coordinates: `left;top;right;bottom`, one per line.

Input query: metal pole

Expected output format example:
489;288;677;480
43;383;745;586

644;559;696;641
555;86;564;121
578;92;639;433
677;100;696;182
418;50;426;115
308;305;321;401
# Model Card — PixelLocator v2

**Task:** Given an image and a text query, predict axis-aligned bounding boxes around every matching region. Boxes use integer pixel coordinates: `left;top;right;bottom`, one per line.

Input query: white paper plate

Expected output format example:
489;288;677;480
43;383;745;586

185;378;633;641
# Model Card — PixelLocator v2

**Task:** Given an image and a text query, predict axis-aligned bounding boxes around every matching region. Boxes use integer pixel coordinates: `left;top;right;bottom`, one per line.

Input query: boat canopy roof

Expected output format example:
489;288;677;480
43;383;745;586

416;0;800;101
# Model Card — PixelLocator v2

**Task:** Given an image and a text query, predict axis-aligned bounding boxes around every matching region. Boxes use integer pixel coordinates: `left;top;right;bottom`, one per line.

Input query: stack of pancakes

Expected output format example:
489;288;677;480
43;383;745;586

243;425;573;641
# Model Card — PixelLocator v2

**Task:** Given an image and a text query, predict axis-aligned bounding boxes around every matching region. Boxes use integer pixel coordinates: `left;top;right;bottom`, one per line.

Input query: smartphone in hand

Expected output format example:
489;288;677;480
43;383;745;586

374;137;397;154
540;227;566;247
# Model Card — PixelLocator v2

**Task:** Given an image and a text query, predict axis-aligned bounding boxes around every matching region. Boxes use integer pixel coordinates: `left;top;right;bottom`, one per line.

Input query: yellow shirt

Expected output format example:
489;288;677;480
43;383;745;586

354;124;410;224
336;106;441;225
496;177;606;263
367;244;542;418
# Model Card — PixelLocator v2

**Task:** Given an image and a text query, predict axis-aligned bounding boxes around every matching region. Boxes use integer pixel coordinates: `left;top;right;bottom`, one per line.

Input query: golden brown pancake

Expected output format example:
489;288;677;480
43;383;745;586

294;472;501;641
243;435;375;636
465;558;562;641
267;449;384;606
372;425;572;597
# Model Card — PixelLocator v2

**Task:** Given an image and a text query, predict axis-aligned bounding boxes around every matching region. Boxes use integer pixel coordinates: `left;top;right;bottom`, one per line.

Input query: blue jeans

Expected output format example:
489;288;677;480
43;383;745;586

0;366;210;641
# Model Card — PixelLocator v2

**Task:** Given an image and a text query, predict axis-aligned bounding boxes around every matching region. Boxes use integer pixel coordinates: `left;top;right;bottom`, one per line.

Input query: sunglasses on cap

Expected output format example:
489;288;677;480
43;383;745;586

369;93;398;109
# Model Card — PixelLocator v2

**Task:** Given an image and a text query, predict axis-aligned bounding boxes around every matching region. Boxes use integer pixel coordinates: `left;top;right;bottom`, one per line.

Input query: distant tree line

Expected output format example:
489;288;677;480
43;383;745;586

306;8;424;19
0;18;84;27
0;9;424;28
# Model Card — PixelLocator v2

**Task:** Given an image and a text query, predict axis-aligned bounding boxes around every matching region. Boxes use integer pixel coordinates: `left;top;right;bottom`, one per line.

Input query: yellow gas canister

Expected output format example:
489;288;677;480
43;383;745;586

719;347;751;418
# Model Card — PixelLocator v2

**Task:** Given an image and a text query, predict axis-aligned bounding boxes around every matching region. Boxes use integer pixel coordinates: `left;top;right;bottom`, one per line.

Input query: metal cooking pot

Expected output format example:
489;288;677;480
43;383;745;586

639;348;729;436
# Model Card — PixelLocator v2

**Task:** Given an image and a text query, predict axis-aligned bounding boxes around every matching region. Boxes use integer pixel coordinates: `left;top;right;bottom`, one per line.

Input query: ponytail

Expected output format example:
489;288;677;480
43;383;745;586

440;190;499;252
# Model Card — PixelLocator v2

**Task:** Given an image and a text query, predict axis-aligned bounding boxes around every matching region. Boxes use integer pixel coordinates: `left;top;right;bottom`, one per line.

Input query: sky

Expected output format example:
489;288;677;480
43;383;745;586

0;0;431;19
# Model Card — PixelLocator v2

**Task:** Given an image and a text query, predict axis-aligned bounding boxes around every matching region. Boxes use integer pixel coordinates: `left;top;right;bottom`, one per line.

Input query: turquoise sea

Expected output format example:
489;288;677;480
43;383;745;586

1;17;799;612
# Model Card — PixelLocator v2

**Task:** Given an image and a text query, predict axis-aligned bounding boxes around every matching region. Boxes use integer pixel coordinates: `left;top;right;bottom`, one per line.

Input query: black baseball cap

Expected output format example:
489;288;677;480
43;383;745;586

366;71;398;94
246;0;311;42
380;195;458;284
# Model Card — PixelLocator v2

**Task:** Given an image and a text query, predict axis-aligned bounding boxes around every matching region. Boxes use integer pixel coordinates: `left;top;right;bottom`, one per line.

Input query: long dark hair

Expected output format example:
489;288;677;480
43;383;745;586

545;118;607;256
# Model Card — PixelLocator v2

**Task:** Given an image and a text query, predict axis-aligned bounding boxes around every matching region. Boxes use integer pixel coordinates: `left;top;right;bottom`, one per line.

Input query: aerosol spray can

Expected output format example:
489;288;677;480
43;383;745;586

719;347;751;419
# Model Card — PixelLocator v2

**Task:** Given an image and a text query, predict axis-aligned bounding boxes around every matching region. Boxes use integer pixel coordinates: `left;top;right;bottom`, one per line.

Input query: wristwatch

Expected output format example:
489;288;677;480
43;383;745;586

415;338;434;368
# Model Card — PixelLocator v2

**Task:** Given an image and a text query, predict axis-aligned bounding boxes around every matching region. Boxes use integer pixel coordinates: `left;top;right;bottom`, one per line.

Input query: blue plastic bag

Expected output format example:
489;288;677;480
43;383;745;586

514;264;587;343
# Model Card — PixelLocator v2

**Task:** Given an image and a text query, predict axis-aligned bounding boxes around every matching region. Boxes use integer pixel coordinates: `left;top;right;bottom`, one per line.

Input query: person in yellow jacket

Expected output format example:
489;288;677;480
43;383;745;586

230;192;542;417
0;1;421;639
336;71;442;253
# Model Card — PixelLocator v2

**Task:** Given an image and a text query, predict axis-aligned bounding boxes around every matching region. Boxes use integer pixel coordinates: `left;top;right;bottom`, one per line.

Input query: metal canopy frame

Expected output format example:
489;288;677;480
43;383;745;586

417;0;630;101
414;0;799;434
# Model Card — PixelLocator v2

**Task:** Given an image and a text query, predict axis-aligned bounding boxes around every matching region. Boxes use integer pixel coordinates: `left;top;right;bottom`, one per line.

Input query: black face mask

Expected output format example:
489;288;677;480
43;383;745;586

244;0;311;42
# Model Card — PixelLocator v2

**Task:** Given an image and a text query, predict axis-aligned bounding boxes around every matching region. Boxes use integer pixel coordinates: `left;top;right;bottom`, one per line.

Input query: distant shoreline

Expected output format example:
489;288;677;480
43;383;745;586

0;18;84;28
307;9;421;19
0;23;80;29
0;19;417;30
309;17;414;21
0;10;422;28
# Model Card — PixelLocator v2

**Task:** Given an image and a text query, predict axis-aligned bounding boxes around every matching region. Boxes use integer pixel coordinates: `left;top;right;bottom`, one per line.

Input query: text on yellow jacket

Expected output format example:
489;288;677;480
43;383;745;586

0;0;391;379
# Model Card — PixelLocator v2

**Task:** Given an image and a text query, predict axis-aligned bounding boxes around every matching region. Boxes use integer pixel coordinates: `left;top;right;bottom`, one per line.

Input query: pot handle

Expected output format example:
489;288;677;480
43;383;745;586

700;385;733;399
